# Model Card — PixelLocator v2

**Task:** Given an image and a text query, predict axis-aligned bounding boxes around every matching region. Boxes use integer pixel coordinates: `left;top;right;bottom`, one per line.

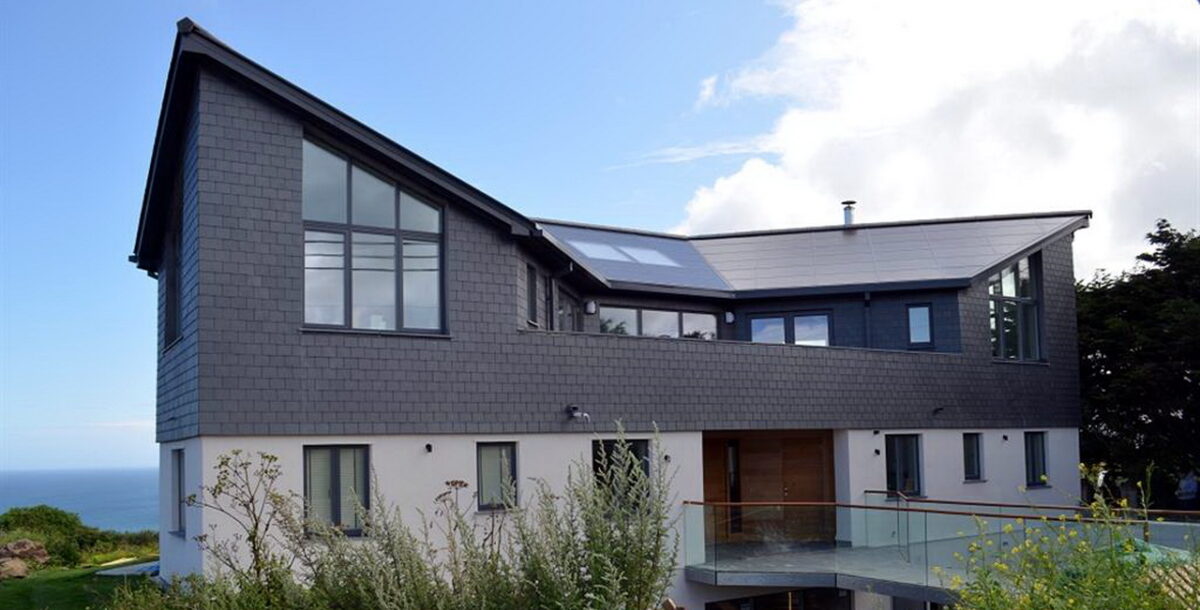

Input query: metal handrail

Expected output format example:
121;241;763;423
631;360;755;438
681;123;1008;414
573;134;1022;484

681;499;1197;525
862;489;1200;517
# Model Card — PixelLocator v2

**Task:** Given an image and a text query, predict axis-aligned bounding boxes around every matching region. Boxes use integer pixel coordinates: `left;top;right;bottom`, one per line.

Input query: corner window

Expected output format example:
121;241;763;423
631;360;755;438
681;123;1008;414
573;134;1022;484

885;434;922;496
907;304;932;347
962;433;982;481
526;265;539;327
304;445;369;535
988;255;1040;360
302;139;443;332
171;449;185;533
1024;432;1047;486
477;442;517;510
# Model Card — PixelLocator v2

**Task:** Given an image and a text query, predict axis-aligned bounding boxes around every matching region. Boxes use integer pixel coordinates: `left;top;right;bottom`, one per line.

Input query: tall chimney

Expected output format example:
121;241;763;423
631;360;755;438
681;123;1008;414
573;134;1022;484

842;200;856;226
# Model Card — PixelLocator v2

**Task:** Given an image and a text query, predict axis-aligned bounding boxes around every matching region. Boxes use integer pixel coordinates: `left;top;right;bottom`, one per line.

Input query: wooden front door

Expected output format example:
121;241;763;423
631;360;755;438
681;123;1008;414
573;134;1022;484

703;431;834;543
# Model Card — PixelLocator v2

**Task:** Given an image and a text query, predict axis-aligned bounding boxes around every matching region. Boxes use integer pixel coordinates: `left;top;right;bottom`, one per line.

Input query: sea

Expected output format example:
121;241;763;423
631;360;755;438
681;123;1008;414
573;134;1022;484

0;468;158;532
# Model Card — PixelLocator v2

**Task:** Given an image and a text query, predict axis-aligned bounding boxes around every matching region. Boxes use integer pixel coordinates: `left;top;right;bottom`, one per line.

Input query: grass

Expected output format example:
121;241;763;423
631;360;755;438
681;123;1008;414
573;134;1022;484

0;563;155;610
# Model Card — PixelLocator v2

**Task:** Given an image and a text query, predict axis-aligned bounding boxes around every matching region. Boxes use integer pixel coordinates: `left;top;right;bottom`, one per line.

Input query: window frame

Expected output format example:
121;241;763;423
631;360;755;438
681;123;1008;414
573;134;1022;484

596;305;718;340
171;449;185;535
885;434;923;497
1024;431;1048;487
301;138;446;334
988;255;1043;361
525;265;539;328
906;303;934;349
476;442;518;511
748;310;833;346
556;285;583;332
303;444;370;536
962;432;983;482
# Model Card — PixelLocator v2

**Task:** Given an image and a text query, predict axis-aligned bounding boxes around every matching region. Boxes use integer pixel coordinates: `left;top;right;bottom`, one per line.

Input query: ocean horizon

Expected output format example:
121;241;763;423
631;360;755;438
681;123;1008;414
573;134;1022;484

0;467;158;532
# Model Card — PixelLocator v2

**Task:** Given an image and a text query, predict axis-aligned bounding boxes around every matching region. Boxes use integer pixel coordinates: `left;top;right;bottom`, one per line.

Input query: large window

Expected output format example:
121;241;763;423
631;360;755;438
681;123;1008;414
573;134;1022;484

988;256;1040;360
962;433;982;481
885;434;922;496
597;307;717;340
302;139;442;332
477;442;517;510
1024;432;1047;486
750;313;830;346
171;449;185;534
907;304;932;348
304;445;369;535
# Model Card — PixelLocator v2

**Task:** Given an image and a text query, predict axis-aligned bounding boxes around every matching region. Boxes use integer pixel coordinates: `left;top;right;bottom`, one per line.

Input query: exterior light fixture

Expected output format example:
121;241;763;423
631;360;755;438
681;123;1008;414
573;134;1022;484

565;404;591;422
585;301;598;315
724;312;735;324
874;449;881;456
425;443;433;453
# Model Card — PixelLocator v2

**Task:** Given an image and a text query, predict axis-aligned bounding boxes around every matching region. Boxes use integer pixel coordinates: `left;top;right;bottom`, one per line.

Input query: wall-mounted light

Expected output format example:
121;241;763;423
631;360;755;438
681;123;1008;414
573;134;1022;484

873;430;880;435
565;404;591;423
931;407;945;416
585;300;598;315
425;443;433;453
663;454;672;463
874;449;881;456
1002;434;1009;442
723;311;735;324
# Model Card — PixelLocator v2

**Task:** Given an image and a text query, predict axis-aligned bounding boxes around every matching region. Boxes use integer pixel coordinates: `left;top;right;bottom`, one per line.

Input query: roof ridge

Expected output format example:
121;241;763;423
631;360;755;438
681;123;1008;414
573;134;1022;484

536;210;1092;242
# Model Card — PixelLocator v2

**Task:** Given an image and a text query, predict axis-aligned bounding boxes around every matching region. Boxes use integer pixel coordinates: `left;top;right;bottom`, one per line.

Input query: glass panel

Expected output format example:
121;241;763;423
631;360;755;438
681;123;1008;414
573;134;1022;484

302;140;347;223
351;233;396;330
557;290;580;332
400;192;441;233
989;301;1000;357
793;314;830;346
338;447;366;529
526;266;539;325
1017;258;1033;297
599;307;637;335
304;231;344;325
640;310;679;338
1020;302;1039;360
1001;302;1019;359
617;246;679;267
351;166;395;228
1000;264;1018;297
402;239;440;329
908;305;931;344
478;444;515;509
886;435;921;495
305;448;333;524
567;240;632;262
682;312;717;340
963;433;981;480
1025;432;1046;485
751;317;785;344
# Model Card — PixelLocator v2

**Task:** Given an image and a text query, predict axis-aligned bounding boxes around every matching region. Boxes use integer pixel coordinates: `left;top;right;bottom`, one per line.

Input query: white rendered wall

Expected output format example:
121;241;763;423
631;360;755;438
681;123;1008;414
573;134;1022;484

158;432;709;605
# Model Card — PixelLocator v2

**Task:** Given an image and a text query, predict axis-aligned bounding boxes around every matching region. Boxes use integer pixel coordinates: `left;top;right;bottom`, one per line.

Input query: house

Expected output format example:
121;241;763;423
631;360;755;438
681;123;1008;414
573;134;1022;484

133;19;1089;609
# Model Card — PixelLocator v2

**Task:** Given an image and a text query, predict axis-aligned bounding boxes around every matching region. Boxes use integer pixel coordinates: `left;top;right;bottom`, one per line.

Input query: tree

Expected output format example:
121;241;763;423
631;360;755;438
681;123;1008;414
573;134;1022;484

1078;219;1199;497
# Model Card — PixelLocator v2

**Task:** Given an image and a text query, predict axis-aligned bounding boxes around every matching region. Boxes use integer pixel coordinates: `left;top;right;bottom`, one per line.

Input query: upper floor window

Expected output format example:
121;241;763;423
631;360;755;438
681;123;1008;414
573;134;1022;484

598;307;716;340
525;265;539;327
302;139;443;332
907;304;932;348
988;255;1040;360
750;312;830;346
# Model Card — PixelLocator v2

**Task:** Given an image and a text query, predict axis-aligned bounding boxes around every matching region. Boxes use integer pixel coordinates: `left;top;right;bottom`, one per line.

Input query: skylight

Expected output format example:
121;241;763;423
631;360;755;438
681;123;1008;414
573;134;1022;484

618;246;680;267
568;240;632;262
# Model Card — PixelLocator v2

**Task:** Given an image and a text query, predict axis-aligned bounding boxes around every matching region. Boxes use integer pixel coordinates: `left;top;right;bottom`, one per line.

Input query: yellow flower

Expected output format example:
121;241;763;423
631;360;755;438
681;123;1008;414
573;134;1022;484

1003;523;1014;534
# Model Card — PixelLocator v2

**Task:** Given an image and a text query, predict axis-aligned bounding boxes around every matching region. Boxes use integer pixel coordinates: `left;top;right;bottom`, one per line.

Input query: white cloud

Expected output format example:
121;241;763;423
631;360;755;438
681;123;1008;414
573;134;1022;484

673;0;1199;278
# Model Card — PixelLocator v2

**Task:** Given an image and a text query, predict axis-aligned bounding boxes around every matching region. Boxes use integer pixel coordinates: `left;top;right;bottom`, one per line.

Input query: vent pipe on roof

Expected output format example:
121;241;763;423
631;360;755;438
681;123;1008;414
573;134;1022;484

842;200;857;226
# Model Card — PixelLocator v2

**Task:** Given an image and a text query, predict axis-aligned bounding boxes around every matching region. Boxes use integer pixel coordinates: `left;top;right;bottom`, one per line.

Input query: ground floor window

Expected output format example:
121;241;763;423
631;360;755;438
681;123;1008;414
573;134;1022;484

1025;431;1047;486
304;445;369;535
592;439;651;480
886;434;922;496
962;432;982;481
171;449;185;534
477;442;517;510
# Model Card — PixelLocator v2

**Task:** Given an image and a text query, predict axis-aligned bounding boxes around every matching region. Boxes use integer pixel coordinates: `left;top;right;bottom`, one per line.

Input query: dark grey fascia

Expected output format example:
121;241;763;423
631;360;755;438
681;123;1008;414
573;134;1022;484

971;215;1090;283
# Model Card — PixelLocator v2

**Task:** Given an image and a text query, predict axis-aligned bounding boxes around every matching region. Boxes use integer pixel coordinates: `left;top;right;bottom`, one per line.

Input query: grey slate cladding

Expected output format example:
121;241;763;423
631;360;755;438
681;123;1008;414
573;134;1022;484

154;67;1081;442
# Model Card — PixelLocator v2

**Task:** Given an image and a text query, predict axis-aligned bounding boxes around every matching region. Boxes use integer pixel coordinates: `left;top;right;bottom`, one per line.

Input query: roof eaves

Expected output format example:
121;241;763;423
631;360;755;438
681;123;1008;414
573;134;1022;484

970;214;1091;282
688;210;1094;241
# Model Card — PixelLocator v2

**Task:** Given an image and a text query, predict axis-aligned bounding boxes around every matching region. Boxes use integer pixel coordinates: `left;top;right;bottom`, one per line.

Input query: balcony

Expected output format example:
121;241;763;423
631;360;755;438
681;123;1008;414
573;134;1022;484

682;492;1200;603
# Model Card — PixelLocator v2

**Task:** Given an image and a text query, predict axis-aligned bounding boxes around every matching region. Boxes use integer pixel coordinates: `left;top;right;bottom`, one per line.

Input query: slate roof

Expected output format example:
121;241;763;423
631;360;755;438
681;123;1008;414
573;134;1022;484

537;211;1090;297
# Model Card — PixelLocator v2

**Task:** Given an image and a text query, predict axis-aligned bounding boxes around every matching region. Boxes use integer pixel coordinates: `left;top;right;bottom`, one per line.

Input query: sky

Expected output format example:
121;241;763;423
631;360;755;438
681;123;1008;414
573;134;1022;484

0;1;1195;470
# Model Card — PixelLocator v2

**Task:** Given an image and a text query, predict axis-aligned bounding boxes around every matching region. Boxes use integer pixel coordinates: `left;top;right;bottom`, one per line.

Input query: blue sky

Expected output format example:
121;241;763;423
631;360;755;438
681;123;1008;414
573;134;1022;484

2;1;1194;470
0;2;788;469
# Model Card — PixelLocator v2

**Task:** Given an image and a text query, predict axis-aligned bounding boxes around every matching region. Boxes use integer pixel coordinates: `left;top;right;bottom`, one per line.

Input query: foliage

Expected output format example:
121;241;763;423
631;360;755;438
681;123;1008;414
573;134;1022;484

1077;220;1200;490
112;432;678;610
942;465;1199;610
0;505;157;567
0;564;148;609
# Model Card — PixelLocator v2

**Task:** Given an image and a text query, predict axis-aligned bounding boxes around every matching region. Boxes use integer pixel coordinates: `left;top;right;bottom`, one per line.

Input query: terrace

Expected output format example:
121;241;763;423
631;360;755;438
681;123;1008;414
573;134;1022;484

682;492;1200;604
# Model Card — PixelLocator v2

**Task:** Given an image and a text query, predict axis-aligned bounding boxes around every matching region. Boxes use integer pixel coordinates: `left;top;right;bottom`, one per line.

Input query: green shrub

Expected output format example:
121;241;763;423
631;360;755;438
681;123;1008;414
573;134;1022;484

0;505;158;567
